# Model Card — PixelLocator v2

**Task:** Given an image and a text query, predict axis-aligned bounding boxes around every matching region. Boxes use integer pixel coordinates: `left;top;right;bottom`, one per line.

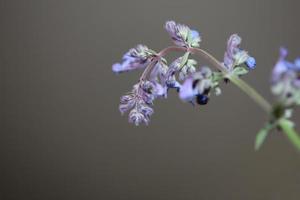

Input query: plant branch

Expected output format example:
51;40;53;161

140;46;272;113
228;75;272;112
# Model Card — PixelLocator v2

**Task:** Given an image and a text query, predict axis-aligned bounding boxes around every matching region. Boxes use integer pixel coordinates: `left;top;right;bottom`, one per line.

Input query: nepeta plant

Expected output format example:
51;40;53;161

112;21;300;151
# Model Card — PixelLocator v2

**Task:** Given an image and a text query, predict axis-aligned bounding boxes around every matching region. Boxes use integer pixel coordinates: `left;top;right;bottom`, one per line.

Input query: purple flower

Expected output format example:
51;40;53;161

149;60;168;83
223;34;254;71
165;21;201;48
271;48;300;106
112;45;156;73
272;47;299;84
119;80;165;126
179;67;216;104
163;57;183;91
246;57;256;70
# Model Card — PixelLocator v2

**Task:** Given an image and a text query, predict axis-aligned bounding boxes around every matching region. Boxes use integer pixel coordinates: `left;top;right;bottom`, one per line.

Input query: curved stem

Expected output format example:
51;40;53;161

188;48;227;73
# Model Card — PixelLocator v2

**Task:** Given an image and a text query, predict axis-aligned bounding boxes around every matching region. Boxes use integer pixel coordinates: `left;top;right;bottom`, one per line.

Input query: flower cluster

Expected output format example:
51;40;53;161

113;21;255;125
164;55;197;92
271;48;300;108
165;21;201;48
179;67;222;105
119;81;164;125
112;45;157;73
113;20;300;152
254;48;300;151
223;34;256;74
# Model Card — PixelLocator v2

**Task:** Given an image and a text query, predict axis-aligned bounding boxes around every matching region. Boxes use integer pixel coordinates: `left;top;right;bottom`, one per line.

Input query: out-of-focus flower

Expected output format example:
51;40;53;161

119;81;165;126
246;57;256;70
179;67;221;105
165;21;201;48
112;45;157;73
271;48;300;107
223;34;256;72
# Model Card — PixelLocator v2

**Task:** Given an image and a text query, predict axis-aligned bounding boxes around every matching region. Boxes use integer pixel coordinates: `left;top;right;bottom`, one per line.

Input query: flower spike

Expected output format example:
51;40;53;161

223;34;256;72
165;21;201;48
112;45;157;73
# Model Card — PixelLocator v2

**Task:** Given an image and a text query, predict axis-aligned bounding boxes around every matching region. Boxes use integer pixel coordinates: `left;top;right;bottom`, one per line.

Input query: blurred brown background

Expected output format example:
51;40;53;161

1;0;300;199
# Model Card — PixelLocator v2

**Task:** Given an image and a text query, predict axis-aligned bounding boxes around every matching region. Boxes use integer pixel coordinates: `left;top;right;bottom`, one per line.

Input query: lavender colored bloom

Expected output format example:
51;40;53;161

246;57;256;70
164;57;183;91
149;60;168;83
129;108;151;126
272;47;299;84
223;34;254;71
272;47;291;83
119;80;165;126
271;48;300;106
112;45;156;73
179;67;215;104
165;21;201;48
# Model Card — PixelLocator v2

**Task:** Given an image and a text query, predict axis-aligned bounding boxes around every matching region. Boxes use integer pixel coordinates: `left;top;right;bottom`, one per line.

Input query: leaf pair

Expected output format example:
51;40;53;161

255;118;300;151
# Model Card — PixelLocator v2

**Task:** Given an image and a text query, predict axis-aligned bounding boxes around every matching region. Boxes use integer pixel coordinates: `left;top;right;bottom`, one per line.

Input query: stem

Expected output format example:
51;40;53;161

188;48;227;73
229;75;272;112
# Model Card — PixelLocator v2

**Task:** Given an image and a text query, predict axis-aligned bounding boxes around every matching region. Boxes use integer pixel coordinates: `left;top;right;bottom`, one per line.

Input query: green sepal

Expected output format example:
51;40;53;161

186;30;200;47
232;66;249;76
179;52;190;68
187;30;193;45
212;71;224;82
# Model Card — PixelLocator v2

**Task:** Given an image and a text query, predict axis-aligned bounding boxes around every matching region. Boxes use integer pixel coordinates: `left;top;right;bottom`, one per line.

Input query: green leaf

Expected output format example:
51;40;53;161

232;66;249;76
212;71;224;82
255;123;274;151
187;30;193;44
179;52;190;68
279;119;300;151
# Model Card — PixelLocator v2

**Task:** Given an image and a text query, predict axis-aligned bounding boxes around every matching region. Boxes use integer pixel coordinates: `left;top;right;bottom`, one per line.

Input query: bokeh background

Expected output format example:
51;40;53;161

1;0;300;199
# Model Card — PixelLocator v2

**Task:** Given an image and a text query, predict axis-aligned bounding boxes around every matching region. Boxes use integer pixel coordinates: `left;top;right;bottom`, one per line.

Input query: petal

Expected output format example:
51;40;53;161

245;57;256;70
179;78;197;101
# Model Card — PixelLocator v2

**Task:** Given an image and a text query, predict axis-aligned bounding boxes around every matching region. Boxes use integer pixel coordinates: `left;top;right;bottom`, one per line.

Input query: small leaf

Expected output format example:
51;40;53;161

212;72;224;82
187;30;193;45
232;66;249;76
279;119;300;151
179;52;190;68
255;123;274;151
